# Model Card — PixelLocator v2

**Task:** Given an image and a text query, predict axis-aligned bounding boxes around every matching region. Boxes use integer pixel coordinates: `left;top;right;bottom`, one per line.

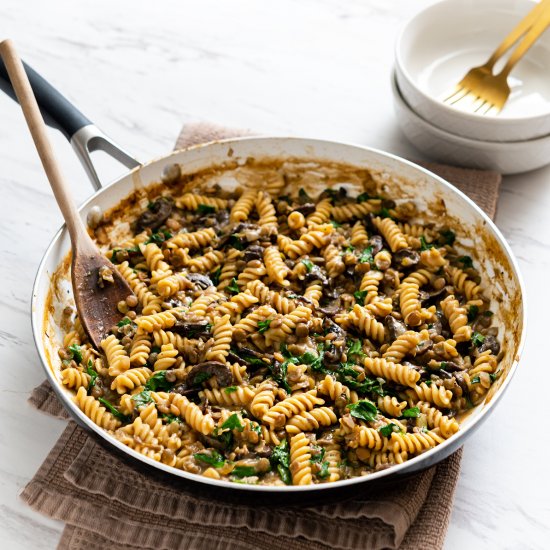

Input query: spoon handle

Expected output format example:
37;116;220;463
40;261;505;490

0;39;87;243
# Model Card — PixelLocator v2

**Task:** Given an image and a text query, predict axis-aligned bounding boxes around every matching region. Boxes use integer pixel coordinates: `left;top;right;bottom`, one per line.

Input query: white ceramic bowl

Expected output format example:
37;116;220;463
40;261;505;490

391;69;550;174
395;0;550;142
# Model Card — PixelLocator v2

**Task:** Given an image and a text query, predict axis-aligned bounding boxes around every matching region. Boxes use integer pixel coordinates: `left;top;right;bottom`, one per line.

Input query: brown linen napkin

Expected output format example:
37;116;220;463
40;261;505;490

22;122;501;550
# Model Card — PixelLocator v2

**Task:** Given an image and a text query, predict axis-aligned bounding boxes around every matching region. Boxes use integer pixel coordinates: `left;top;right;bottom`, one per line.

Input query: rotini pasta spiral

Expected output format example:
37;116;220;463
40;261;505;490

230;188;257;223
264;246;290;286
289;433;313;485
204;314;232;363
285;407;337;434
363;357;420;387
350;221;369;247
154;344;178;371
372;216;408;252
111;367;153;394
306;198;332;226
200;386;256;407
74;387;121;431
61;368;91;390
263;390;324;428
101;334;131;377
176;192;228;211
406;382;453;408
167;228;216;251
348;304;386;343
440;295;472;343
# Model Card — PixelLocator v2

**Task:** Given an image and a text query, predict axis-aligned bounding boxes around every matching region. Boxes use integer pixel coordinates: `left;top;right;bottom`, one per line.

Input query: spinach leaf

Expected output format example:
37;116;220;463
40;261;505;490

378;207;392;219
68;344;82;364
440;229;456;245
211;267;222;286
98;398;130;422
310;445;325;463
232;466;257;478
347;399;378;423
467;304;479;322
470;376;480;384
401;406;420;418
270;439;291;485
145;229;172;245
379;423;400;437
356;192;372;203
194;451;225;468
145;370;174;392
347;339;365;359
117;317;132;328
458;255;474;269
317;461;330;479
330;220;342;228
160;413;182;424
353;290;368;303
471;331;486;347
224;386;238;394
131;389;153;408
258;319;272;334
226;278;240;295
197;204;215;215
301;259;314;272
358;246;374;265
299;348;325;372
221;413;244;432
86;361;98;391
420;236;434;251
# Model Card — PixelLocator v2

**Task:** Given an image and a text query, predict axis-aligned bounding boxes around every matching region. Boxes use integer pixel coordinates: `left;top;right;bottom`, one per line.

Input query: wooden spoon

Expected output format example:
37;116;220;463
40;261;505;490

0;40;134;349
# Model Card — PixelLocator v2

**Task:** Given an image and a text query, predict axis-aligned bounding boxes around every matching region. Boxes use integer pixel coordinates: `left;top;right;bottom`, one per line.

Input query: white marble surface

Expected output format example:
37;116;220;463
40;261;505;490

0;0;548;548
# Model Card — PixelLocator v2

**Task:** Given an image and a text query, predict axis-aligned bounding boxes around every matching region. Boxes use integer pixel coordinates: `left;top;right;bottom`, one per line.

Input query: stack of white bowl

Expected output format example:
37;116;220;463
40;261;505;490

393;0;550;175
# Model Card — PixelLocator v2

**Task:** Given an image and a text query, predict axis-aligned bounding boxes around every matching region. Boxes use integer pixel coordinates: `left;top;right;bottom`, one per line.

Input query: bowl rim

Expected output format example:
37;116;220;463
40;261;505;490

391;68;550;148
394;0;550;127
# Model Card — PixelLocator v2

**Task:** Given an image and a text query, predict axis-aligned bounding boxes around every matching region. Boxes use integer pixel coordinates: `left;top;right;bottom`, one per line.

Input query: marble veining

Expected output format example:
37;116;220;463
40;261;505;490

0;0;549;548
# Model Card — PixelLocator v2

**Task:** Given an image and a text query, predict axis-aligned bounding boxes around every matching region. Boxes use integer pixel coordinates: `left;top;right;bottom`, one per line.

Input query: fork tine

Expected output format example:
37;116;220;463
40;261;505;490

477;101;495;115
473;98;488;113
445;87;470;105
442;85;468;104
450;92;481;112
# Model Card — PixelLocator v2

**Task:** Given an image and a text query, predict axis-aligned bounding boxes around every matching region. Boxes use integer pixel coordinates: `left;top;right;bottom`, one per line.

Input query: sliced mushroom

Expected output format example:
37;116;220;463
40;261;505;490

185;273;214;290
243;244;264;262
384;315;407;340
415;338;433;355
479;335;500;356
393;248;420;269
304;265;329;287
454;371;470;394
172;318;212;338
369;235;384;256
419;286;446;306
185;361;232;387
318;298;341;317
253;441;273;458
294;203;316;216
323;318;346;338
137;197;173;230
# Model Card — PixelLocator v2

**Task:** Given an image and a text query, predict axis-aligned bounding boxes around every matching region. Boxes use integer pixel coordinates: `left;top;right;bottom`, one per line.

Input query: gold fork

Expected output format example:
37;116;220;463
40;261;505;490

443;0;550;115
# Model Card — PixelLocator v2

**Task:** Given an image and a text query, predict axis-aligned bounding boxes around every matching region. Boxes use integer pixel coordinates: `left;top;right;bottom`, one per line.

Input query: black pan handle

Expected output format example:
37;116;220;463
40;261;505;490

0;56;140;190
0;58;91;140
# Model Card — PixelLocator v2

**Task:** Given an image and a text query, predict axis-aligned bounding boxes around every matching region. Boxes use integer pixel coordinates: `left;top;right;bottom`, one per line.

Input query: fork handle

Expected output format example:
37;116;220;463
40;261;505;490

499;6;550;77
486;0;550;68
